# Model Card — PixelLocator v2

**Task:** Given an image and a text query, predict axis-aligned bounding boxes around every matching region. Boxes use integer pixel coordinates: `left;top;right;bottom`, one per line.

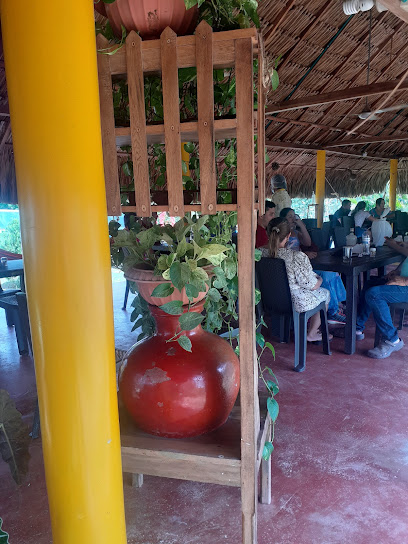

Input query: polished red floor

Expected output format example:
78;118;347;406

1;277;408;544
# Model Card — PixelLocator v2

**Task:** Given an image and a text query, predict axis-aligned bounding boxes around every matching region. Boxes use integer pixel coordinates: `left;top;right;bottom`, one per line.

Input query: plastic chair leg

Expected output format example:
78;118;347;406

320;308;331;356
10;307;28;354
30;399;41;439
122;280;130;310
279;316;288;343
294;311;307;372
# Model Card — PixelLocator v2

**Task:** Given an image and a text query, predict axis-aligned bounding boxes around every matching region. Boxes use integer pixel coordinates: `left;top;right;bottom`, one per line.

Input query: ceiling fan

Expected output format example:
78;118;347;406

351;12;408;121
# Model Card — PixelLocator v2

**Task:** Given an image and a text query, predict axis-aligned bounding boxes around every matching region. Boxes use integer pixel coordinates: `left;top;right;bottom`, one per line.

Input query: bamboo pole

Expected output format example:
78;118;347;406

0;2;127;542
389;159;398;211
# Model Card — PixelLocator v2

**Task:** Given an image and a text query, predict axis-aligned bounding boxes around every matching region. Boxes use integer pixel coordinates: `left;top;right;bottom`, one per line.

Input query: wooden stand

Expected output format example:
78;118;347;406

97;23;269;543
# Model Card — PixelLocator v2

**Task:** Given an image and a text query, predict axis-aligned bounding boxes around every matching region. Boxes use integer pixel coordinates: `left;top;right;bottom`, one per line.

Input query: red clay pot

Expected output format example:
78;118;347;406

101;0;199;39
119;301;240;438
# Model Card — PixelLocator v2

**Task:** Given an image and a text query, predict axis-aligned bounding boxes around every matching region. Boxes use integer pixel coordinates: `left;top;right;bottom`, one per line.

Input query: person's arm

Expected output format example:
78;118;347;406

295;218;312;247
385;237;408;257
311;275;323;290
365;215;376;223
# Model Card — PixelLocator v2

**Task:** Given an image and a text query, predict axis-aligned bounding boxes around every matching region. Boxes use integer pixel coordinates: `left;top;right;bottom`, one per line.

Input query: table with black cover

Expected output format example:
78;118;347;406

311;247;404;355
0;258;25;293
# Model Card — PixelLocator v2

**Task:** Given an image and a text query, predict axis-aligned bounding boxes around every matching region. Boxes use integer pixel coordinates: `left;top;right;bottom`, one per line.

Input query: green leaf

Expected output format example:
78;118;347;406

184;142;195;153
179;311;204;331
0;518;9;544
224;146;236;168
176;239;192;258
266;380;279;395
177;335;192;352
265;342;276;359
170;261;191;291
0;390;30;484
256;331;265;348
182;160;189;174
184;0;198;8
185;283;199;301
151;283;174;298
223;258;237;280
122;161;133;177
267;397;279;423
157;254;169;271
159;300;183;315
271;68;279;91
254;248;262;262
207;287;222;302
262;441;274;461
255;288;261;306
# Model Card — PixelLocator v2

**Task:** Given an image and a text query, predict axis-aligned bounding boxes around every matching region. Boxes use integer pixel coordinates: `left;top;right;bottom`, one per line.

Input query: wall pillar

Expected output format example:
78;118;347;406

389;158;398;211
316;150;326;228
0;2;127;543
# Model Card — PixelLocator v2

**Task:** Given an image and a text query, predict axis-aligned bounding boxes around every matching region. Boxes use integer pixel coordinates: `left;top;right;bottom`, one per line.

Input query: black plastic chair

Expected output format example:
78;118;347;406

311;228;330;251
15;292;40;439
0;294;28;354
334;226;347;248
374;302;408;347
256;258;331;372
342;215;354;233
302;218;317;232
394;211;408;236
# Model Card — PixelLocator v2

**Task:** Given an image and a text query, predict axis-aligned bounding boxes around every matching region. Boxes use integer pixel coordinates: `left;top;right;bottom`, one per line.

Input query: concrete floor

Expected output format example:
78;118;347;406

1;275;408;544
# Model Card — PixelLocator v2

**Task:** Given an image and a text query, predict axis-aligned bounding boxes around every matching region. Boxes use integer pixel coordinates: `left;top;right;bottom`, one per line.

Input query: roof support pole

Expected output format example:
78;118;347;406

316;150;326;228
389;159;398;212
0;3;127;543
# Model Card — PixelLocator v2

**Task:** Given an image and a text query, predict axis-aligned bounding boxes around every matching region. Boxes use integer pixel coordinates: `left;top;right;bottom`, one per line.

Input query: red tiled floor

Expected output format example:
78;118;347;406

1;276;408;544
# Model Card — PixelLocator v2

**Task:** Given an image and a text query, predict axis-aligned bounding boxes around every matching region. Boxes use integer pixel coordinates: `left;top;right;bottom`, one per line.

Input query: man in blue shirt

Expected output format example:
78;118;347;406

355;236;408;359
331;199;351;227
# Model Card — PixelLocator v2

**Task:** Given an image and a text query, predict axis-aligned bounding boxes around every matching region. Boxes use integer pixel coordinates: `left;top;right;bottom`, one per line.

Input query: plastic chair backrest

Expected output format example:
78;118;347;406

310;228;327;251
256;257;293;316
334;226;347;248
15;292;32;353
302;218;317;232
342;215;354;233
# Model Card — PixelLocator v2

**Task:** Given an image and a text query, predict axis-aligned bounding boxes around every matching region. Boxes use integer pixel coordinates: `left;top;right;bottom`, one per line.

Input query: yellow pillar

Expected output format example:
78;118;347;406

181;142;191;177
1;3;127;543
316;150;326;228
389;159;398;211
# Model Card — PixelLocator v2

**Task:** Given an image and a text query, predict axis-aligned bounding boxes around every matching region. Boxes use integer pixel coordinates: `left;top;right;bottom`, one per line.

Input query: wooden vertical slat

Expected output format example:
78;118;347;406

126;31;151;217
257;34;266;216
236;37;257;544
196;21;216;215
96;35;121;216
160;27;184;217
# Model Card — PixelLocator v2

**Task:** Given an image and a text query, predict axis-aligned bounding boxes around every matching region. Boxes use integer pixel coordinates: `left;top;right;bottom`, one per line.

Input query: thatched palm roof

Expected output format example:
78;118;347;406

260;0;408;196
0;4;408;202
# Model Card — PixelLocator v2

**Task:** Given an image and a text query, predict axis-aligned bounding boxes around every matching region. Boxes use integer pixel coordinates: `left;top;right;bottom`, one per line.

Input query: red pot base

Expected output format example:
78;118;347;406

119;303;240;438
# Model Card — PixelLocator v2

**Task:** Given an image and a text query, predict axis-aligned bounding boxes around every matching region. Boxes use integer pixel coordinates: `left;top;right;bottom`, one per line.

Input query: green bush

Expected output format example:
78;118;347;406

0;219;22;254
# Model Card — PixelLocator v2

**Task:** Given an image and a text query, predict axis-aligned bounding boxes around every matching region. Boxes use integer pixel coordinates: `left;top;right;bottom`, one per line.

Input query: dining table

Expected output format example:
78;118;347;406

0;258;25;293
311;247;405;355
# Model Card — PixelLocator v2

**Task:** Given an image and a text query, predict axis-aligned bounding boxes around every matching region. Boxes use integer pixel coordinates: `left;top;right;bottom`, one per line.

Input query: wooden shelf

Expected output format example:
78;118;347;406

120;399;270;488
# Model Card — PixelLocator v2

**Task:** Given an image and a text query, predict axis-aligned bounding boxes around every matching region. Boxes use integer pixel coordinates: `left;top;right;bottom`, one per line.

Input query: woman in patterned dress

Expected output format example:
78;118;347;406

262;217;331;342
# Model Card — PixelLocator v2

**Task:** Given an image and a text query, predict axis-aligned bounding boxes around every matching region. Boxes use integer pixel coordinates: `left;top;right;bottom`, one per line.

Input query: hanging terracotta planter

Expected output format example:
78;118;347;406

119;300;240;438
97;0;199;40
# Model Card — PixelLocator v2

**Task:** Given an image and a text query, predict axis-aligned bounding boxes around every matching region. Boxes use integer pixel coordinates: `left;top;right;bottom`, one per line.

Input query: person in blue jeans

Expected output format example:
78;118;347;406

356;237;408;359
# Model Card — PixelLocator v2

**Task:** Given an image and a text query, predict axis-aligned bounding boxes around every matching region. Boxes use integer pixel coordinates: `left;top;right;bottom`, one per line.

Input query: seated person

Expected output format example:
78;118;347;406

351;201;375;237
355;236;408;359
280;207;347;324
369;197;395;220
262;217;330;343
270;174;291;217
256;201;276;248
331;199;352;228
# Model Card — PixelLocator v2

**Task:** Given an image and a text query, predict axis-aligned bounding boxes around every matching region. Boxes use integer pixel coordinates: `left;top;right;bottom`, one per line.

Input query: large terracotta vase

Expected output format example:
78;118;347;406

119;300;240;438
96;0;199;40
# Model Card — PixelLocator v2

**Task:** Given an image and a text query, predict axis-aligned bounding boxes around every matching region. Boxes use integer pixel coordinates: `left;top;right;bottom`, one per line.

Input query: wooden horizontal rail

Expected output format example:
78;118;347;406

325;134;408;148
266;79;408;114
121;203;244;213
265;139;393;160
108;28;258;76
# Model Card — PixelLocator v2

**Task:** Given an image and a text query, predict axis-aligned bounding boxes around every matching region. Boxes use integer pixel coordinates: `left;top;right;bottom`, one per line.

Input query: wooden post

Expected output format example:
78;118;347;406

236;37;258;544
0;2;127;542
390;158;398;211
316;150;326;228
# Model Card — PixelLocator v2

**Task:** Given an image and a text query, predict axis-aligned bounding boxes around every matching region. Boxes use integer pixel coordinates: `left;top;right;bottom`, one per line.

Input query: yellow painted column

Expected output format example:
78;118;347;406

389;159;398;211
181;142;191;177
1;3;127;543
316;150;326;228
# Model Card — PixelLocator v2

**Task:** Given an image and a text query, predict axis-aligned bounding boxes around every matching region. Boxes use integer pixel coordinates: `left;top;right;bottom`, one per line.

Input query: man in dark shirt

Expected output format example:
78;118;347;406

332;199;351;227
256;201;276;248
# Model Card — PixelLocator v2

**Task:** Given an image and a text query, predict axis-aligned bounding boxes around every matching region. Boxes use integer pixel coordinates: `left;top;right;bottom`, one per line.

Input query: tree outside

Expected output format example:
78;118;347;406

0;218;22;254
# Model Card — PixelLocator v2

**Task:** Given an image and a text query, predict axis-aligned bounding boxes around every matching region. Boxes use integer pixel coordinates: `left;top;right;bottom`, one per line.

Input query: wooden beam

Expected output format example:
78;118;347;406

375;0;408;24
266;79;408;114
265;139;393;159
326;134;408;148
269;115;372;138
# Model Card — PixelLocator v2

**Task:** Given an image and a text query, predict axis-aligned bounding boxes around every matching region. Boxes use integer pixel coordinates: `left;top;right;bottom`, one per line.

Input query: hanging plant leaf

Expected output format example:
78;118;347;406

184;142;195;154
159;301;183;315
177;335;192;352
0;518;9;544
179;311;204;331
151;284;175;298
0;390;30;484
185;283;199;301
262;441;274;461
267;397;279;423
271;69;279;91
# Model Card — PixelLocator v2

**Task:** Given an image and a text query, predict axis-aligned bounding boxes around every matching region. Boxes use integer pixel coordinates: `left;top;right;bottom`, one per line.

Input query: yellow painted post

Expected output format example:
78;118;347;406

316;150;326;228
0;3;127;543
181;142;191;177
390;159;398;211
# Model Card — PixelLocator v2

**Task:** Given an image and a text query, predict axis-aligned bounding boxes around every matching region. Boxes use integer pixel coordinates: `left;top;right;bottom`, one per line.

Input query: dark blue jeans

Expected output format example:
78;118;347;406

357;279;408;342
